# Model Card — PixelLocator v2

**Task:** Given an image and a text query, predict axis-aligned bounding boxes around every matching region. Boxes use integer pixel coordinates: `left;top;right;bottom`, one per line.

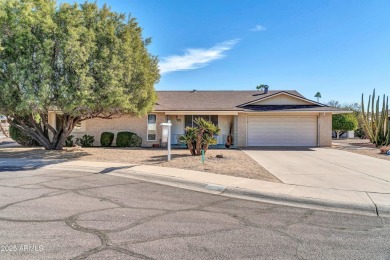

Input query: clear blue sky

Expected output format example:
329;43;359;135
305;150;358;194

61;0;390;104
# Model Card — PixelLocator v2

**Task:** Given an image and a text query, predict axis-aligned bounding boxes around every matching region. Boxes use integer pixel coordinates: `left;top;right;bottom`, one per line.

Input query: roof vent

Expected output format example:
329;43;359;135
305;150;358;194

264;85;269;94
192;89;197;93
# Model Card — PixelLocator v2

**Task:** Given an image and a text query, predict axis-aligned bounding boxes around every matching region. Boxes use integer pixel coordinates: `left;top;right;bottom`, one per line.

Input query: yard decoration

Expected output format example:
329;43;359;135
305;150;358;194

0;1;159;150
225;121;234;148
361;89;389;146
180;118;220;156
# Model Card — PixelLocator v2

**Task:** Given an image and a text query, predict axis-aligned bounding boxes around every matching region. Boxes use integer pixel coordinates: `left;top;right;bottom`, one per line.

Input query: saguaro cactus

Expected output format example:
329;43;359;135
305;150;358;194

361;89;389;146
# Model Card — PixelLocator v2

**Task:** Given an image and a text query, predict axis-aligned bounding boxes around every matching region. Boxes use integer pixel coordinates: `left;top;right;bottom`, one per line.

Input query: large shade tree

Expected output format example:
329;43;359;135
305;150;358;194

0;0;160;149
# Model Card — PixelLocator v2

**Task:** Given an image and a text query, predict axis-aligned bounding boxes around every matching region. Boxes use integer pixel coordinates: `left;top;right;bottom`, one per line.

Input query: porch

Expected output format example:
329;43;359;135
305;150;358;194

166;114;238;148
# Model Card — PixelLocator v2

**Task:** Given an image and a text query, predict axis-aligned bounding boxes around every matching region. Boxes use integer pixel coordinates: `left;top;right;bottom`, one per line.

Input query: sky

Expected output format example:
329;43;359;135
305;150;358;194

61;0;390;104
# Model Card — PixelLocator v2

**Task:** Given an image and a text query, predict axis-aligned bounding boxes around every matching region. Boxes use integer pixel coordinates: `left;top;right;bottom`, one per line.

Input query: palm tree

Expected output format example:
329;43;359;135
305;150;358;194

180;118;220;156
315;92;322;102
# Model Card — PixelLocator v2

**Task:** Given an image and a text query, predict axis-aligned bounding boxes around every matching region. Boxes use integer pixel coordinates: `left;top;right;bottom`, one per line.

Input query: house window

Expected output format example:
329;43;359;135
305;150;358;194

147;114;157;141
184;115;218;128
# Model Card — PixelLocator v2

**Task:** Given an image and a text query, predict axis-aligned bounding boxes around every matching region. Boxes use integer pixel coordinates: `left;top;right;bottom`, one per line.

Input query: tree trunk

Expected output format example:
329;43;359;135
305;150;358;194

336;131;340;139
187;141;195;156
203;144;209;153
196;130;204;155
10;114;79;150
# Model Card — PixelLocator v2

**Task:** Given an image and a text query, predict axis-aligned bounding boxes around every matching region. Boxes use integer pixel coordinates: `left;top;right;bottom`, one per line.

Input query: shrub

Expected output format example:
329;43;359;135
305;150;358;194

76;134;95;147
65;135;74;147
100;132;114;147
9;124;40;147
354;127;367;139
130;134;142;147
116;131;142;147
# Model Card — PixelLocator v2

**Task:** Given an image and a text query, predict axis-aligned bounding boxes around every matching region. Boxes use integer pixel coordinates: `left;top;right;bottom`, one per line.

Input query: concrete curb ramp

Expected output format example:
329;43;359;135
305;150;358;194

1;158;389;217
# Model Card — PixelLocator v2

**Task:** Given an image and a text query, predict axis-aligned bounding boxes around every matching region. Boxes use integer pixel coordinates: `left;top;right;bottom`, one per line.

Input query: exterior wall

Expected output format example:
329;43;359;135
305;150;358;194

318;113;332;147
237;113;247;147
251;94;313;106
71;112;166;147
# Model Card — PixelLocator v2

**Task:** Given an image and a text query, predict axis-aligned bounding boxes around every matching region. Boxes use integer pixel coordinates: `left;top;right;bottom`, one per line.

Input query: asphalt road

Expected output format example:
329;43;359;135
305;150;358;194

0;167;389;260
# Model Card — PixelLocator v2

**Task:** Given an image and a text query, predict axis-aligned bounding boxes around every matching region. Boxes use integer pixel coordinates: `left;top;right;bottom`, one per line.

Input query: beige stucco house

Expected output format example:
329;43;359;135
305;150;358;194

54;90;347;147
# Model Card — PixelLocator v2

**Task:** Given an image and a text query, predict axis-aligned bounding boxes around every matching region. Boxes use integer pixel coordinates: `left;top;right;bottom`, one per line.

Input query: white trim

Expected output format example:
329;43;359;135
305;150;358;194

147;114;157;142
238;91;325;107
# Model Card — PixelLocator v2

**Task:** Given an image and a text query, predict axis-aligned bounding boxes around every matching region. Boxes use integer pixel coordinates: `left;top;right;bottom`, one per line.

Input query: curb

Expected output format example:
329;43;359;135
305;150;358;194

0;160;383;217
107;170;379;217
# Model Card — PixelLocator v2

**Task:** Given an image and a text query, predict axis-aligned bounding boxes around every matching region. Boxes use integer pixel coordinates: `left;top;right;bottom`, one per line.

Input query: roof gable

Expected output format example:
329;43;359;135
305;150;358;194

238;91;324;107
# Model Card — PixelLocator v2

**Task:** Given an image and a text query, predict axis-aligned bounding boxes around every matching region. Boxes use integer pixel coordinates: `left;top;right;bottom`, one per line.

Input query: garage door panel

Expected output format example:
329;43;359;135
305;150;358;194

247;116;317;146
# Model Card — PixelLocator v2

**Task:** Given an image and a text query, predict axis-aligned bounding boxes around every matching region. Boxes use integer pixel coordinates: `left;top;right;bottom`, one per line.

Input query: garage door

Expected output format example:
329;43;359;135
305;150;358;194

247;116;317;146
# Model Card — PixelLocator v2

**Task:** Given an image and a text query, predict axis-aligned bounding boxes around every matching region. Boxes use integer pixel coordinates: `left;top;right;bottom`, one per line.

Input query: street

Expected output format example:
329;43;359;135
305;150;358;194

0;167;389;259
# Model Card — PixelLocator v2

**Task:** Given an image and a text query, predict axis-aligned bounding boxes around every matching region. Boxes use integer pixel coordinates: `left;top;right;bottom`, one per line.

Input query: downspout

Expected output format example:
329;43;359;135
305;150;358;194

317;114;320;147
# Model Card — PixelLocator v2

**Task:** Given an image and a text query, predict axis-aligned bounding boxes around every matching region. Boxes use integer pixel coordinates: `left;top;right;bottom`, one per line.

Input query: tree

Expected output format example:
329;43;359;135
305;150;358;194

180;118;220;156
314;92;321;102
0;0;160;150
332;114;358;139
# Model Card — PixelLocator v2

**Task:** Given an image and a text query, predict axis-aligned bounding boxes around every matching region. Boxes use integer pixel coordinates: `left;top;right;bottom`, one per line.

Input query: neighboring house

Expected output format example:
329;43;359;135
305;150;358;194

49;90;348;147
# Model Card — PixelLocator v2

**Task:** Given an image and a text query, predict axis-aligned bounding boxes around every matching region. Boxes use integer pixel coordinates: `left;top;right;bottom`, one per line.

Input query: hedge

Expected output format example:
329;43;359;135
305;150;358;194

100;132;114;147
116;131;142;147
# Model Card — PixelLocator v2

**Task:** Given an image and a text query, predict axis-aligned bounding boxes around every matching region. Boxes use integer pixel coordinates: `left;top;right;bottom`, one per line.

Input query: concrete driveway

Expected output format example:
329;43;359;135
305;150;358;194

243;148;390;193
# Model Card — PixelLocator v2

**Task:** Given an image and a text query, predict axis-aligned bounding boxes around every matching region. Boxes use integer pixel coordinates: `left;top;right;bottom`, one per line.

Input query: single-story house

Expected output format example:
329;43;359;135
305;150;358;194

49;90;348;147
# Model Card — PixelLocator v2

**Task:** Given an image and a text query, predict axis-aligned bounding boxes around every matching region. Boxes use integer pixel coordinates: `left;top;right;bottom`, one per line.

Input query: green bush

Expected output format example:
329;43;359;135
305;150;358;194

76;134;95;147
116;131;142;147
355;128;367;139
65;135;74;147
100;132;114;147
129;134;142;147
9;124;40;147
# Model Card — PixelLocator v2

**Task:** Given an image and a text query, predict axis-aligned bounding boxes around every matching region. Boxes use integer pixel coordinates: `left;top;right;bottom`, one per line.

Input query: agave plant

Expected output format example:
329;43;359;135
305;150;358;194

180;117;220;156
361;89;389;146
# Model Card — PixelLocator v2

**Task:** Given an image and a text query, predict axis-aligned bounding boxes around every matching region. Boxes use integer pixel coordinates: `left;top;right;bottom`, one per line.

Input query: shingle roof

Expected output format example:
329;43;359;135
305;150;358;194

154;90;348;113
155;90;304;111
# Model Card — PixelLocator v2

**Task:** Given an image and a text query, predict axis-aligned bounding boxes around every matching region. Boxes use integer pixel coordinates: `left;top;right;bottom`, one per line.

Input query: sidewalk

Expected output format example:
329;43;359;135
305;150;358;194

1;158;389;216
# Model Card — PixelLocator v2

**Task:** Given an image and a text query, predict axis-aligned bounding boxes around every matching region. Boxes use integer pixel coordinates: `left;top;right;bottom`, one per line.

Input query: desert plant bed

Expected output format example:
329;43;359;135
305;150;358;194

0;146;280;182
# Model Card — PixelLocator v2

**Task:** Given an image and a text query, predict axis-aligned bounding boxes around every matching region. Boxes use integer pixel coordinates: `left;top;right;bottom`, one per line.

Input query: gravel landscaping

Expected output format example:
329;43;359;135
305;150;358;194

0;138;280;182
332;139;390;161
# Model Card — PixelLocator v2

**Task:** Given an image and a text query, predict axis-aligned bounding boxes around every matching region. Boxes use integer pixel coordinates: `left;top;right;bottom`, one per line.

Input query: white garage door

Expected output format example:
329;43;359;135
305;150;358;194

247;116;317;146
